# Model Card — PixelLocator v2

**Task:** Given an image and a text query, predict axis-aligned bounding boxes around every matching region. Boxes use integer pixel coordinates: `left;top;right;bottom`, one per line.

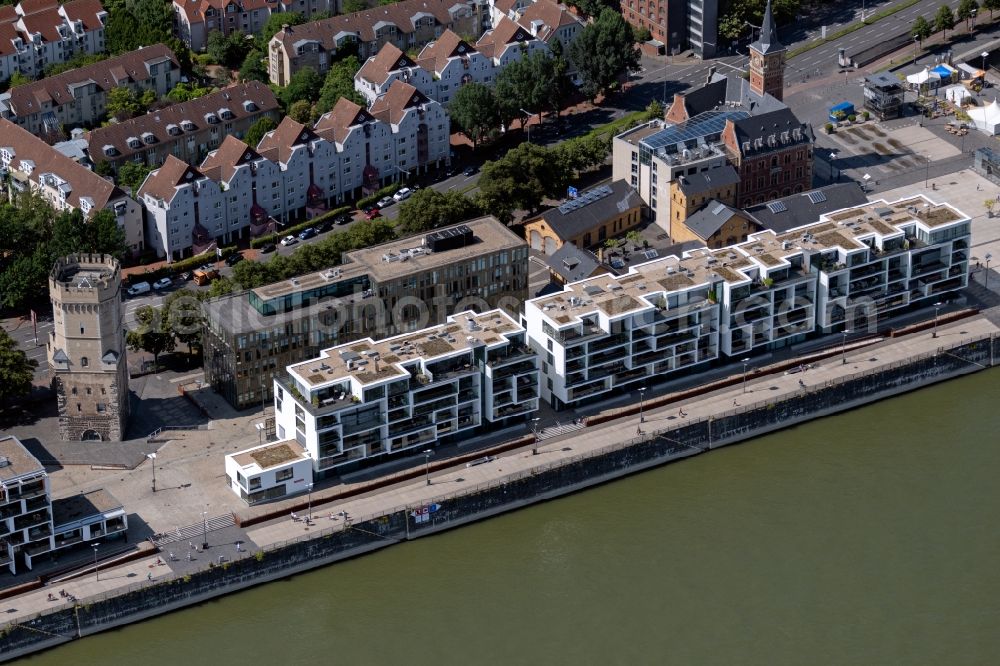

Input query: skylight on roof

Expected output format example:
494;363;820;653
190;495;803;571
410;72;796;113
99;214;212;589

766;201;787;213
806;190;827;204
712;203;727;215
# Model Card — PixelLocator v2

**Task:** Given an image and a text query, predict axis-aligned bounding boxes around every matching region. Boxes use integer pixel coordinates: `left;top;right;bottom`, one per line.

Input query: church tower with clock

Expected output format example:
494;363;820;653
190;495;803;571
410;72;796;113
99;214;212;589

748;0;786;101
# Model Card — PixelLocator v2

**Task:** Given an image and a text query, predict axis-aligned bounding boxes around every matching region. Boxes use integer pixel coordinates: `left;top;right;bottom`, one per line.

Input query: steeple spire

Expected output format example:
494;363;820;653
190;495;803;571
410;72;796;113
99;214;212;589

751;0;784;55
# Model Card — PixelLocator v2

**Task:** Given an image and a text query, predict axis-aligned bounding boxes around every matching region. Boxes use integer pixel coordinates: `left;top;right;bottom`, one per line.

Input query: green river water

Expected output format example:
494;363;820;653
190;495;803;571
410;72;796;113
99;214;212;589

19;371;1000;665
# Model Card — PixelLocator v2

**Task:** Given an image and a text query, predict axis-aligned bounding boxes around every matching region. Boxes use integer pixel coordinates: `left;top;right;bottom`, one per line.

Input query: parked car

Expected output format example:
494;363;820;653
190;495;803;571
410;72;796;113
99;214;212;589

152;277;172;290
225;253;243;267
315;220;332;233
366;208;382;220
298;227;316;241
127;281;151;296
259;243;277;254
393;187;413;202
377;196;395;208
463;165;477;177
179;271;193;281
334;214;351;226
281;235;298;246
361;203;377;214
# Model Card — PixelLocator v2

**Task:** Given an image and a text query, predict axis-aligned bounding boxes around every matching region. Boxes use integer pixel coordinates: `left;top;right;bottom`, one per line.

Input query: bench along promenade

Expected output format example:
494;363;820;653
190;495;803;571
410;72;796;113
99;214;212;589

1;314;998;661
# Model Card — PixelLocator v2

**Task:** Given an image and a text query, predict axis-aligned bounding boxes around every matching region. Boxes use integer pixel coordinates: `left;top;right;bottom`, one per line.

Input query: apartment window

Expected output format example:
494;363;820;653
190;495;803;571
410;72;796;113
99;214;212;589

80;356;88;367
276;468;293;482
80;325;85;334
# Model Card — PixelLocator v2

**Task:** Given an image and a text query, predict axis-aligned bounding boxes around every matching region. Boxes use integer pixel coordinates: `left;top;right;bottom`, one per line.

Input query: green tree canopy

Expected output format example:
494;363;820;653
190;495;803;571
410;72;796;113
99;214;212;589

239;49;269;82
117;162;154;196
478;142;568;222
449;82;500;149
569;8;639;100
396;189;482;235
718;0;800;41
167;81;213;104
281;67;324;108
244;117;277;148
288;99;314;123
958;0;979;25
983;0;1000;17
105;0;173;54
494;50;555;130
316;55;364;114
0;328;37;408
208;31;253;69
935;4;956;35
912;15;933;43
106;87;143;121
260;12;306;48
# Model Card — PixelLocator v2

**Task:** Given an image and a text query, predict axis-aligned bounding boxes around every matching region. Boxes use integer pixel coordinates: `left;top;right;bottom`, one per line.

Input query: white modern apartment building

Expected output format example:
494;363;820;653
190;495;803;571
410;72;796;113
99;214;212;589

0;0;108;82
1;435;127;575
273;310;539;476
525;195;971;408
225;439;314;505
140;83;450;260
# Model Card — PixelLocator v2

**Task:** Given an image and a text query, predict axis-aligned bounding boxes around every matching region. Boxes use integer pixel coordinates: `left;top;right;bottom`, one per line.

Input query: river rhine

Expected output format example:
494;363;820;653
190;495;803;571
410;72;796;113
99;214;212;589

20;371;1000;665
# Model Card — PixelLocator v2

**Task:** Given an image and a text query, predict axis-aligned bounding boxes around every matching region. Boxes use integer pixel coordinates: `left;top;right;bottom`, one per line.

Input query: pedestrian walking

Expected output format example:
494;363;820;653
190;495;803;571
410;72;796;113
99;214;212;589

147;572;153;581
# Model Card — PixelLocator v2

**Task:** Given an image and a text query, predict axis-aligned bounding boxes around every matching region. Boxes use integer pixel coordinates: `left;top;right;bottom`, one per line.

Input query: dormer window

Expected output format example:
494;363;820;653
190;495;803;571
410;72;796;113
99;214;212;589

103;144;118;156
166;124;181;136
181;119;195;131
242;100;257;112
205;113;219;124
127;136;141;149
142;132;156;145
218;107;234;120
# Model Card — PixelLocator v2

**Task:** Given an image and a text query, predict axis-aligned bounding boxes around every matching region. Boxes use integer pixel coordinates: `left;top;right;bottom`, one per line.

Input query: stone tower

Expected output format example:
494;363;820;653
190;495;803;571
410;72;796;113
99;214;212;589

748;0;786;101
47;254;130;441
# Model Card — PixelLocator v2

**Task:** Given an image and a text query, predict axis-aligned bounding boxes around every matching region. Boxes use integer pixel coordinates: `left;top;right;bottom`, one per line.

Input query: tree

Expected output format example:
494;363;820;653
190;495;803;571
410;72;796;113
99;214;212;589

478;142;567;222
288;99;314;123
935;4;956;37
85;210;128;260
281;67;323;108
105;0;172;54
8;71;31;88
984;0;1000;17
316;55;364;114
260;12;306;48
342;0;366;12
449;82;500;149
569;8;639;100
163;289;205;354
958;0;979;27
633;25;652;42
239;49;269;82
0;329;37;408
244;117;276;149
117;162;154;196
126;305;175;369
396;189;482;235
912;15;933;45
544;39;573;116
718;0;800;41
565;0;615;17
495;51;554;131
106;87;143;121
208;276;235;297
167;81;213;104
208;30;252;69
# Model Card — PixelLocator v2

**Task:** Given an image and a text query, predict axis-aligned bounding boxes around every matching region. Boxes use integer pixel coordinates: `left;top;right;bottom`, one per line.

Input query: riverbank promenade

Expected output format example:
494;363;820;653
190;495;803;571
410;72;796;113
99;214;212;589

2;313;998;628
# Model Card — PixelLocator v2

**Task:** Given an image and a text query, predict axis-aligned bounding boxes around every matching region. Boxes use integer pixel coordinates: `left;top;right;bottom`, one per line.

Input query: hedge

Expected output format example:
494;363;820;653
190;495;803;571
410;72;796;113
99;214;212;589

249;205;354;248
357;182;401;210
125;246;236;285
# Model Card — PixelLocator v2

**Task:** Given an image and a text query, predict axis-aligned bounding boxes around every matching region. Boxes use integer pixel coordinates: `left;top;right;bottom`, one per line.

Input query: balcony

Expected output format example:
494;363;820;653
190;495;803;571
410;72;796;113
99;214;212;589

567;381;608;401
487;346;535;368
588;333;630;354
588;347;628;367
318;447;366;470
412;383;458;404
494;403;535;419
492;360;537;380
911;260;945;277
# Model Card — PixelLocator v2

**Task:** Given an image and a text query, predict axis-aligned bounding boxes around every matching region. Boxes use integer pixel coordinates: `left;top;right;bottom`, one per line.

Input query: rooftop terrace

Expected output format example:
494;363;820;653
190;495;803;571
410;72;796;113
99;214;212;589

232;440;310;472
0;436;44;484
288;310;522;390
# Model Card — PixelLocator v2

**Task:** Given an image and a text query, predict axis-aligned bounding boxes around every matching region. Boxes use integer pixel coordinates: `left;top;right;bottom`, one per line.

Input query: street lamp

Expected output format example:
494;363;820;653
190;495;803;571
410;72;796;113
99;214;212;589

636;386;646;436
255;422;264;446
92;542;100;582
841;328;851;365
924;154;930;188
147;452;156;493
422;449;433;485
933;301;943;338
985;252;993;289
531;417;541;455
202;510;209;550
520;108;534;142
829;151;838;181
306;483;313;522
971;8;977;29
741;358;750;393
863;173;871;192
983;51;990;74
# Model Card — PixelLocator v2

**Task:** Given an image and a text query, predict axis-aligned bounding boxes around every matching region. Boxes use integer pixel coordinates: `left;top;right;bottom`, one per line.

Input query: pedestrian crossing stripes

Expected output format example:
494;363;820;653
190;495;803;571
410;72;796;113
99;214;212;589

537;421;584;441
151;514;235;547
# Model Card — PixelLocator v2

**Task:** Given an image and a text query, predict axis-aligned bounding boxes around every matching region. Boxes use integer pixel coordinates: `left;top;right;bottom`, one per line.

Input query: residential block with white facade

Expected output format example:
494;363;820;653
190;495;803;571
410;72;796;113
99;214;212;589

0;0;108;83
273;310;539;476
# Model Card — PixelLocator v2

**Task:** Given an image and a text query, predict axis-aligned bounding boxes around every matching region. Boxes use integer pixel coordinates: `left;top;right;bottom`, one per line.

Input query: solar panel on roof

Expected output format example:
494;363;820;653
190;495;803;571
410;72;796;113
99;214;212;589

806;190;827;204
640;110;751;152
766;201;788;213
712;203;727;215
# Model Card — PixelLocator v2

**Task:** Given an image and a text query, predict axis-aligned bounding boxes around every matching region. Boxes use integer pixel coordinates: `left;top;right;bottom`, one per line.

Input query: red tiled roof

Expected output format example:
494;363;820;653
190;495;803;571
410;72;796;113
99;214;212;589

200;135;260;182
356;42;413;86
314;97;374;145
255;115;317;164
517;0;580;39
16;0;59;16
369;79;428;126
0;117;124;211
475;16;532;59
8;44;178;117
18;6;65;41
138;154;204;202
416;29;476;74
87;82;278;164
0;22;21;56
62;0;106;30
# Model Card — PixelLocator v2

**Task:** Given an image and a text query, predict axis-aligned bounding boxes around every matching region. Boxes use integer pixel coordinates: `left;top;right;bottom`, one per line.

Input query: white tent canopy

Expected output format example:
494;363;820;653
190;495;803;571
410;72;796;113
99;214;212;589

907;67;941;87
945;84;971;104
968;98;1000;135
